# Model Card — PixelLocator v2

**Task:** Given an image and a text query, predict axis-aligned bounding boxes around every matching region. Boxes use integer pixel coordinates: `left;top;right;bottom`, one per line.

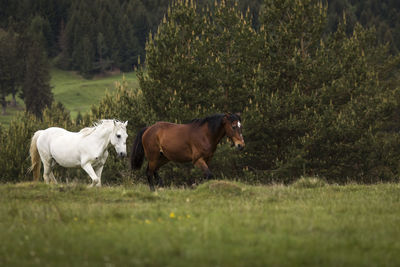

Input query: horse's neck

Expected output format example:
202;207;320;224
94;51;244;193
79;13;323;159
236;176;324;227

87;125;113;151
207;123;226;149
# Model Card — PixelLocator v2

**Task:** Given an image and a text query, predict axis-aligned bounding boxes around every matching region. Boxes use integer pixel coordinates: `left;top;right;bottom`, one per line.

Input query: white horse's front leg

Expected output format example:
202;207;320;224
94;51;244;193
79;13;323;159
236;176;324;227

94;151;108;187
94;165;104;187
82;163;100;187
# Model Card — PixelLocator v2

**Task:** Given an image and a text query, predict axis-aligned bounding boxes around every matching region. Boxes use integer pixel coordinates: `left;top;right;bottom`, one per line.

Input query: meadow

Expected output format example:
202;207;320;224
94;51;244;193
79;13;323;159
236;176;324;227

1;179;399;267
0;69;138;125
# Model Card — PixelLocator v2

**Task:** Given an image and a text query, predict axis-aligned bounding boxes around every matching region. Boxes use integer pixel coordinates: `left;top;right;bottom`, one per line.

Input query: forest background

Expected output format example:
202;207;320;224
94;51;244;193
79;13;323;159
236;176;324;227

1;0;400;185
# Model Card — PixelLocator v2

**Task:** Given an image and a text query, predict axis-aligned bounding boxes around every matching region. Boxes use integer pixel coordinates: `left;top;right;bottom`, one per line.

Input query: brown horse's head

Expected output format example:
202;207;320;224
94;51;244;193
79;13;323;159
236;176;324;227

223;113;245;151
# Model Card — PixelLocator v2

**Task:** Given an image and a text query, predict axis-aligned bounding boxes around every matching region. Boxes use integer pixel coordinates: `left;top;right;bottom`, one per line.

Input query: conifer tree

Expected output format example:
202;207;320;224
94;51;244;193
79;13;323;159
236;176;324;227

0;30;20;114
22;38;53;118
138;0;256;122
242;0;400;182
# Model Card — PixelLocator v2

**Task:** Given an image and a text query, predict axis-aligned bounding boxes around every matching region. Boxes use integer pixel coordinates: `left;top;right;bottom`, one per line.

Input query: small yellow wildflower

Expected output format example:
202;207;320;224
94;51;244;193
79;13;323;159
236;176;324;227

73;217;78;221
186;214;191;219
169;212;176;218
145;219;151;224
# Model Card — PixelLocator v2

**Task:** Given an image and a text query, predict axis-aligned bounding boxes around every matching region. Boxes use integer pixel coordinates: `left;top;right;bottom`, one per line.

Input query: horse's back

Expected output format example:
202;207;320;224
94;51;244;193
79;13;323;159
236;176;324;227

37;127;75;145
145;122;192;143
142;122;197;162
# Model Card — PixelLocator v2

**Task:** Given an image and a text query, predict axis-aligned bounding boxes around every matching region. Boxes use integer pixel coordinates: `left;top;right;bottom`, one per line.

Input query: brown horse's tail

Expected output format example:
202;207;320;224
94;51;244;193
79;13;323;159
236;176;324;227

28;130;42;181
130;127;148;170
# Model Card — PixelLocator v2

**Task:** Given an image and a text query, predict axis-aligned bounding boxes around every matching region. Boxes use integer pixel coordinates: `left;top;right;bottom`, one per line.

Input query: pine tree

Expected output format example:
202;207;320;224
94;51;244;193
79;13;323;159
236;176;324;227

80;35;95;77
0;30;13;115
23;39;53;118
138;0;256;122
0;29;21;114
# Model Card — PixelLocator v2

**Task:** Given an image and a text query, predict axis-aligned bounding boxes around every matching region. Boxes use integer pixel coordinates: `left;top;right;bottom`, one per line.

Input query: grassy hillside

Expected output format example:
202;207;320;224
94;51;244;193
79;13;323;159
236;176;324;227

0;179;399;266
0;69;138;126
51;69;138;119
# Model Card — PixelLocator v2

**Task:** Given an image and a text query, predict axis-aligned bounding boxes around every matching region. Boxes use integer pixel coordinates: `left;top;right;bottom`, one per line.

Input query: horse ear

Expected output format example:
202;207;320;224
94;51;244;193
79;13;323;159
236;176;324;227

234;112;242;121
223;113;230;123
114;120;116;126
124;121;128;127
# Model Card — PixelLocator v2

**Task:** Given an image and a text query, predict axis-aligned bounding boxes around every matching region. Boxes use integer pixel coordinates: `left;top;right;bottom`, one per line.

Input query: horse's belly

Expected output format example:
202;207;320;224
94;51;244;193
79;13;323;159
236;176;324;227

161;145;192;162
51;149;81;167
49;137;82;167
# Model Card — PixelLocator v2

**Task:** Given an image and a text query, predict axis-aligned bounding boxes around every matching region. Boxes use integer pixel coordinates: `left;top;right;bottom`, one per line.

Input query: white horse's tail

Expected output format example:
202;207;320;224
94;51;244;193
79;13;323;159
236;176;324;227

28;130;43;181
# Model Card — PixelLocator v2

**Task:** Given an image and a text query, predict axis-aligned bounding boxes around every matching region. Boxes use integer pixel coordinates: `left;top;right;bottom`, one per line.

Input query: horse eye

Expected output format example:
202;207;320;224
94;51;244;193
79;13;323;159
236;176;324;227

232;126;237;130
117;134;121;138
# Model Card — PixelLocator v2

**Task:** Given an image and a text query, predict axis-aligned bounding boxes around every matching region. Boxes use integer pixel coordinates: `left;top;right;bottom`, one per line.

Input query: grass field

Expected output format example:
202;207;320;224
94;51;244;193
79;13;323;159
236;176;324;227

0;69;138;126
51;69;138;119
1;179;399;266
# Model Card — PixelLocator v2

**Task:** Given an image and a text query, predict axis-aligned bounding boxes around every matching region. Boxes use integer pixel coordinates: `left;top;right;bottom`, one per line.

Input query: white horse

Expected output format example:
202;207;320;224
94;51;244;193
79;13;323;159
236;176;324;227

29;119;128;187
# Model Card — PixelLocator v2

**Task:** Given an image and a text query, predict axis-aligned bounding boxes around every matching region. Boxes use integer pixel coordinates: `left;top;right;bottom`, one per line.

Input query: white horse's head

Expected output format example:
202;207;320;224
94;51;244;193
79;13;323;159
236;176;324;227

110;120;128;157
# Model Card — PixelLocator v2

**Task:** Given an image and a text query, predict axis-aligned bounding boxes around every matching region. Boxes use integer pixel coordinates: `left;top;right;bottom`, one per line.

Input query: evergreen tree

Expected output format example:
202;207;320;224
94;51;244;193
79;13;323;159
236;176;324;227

0;30;13;115
120;17;140;71
138;0;256;122
79;35;95;77
22;38;53;118
242;0;400;182
55;19;71;69
0;29;21;114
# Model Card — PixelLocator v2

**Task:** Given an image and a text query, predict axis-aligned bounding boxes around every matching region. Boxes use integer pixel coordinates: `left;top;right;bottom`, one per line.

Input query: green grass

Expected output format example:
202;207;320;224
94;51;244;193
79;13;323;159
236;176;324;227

0;69;138;126
0;98;24;126
51;69;138;118
1;179;399;266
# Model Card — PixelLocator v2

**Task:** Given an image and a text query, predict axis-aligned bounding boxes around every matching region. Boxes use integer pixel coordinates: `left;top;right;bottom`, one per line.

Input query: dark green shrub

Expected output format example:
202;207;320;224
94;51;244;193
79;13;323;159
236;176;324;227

0;102;77;182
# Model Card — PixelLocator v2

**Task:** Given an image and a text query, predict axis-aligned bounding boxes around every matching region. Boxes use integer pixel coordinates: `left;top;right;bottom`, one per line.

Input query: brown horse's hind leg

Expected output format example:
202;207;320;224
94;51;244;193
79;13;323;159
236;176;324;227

146;164;156;192
146;156;169;191
194;158;213;180
154;155;169;187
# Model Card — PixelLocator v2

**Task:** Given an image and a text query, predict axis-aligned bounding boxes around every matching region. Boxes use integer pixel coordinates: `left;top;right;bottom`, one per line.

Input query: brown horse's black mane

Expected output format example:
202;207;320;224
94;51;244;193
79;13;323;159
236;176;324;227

188;113;241;135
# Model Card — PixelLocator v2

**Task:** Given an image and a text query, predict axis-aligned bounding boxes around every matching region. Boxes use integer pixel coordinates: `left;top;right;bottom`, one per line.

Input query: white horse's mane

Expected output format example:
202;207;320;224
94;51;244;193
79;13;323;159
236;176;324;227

79;119;122;137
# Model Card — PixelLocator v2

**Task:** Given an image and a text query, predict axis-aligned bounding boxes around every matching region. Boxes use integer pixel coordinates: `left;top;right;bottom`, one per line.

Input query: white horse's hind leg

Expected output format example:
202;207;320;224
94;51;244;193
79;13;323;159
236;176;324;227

82;163;100;187
49;172;58;184
42;162;52;184
37;144;53;184
49;160;58;184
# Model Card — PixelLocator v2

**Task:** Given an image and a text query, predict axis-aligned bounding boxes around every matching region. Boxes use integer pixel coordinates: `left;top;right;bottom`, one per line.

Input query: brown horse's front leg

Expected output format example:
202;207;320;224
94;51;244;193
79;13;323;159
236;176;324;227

194;158;213;180
154;171;164;187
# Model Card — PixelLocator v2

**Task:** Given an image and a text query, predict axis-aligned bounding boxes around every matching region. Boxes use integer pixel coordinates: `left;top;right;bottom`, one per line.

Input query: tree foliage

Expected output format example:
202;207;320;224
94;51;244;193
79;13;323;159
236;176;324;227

0;29;20;114
2;0;400;76
139;0;257;122
136;0;400;183
327;0;400;53
22;38;53;118
2;0;400;184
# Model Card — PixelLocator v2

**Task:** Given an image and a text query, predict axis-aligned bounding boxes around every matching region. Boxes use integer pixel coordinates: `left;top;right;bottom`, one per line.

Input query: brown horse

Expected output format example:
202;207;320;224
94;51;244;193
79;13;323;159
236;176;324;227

130;113;245;191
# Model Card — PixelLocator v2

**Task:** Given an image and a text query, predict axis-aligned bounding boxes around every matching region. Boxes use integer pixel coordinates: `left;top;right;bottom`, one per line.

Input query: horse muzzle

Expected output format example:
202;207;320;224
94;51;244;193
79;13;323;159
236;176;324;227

235;142;245;151
118;152;127;158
